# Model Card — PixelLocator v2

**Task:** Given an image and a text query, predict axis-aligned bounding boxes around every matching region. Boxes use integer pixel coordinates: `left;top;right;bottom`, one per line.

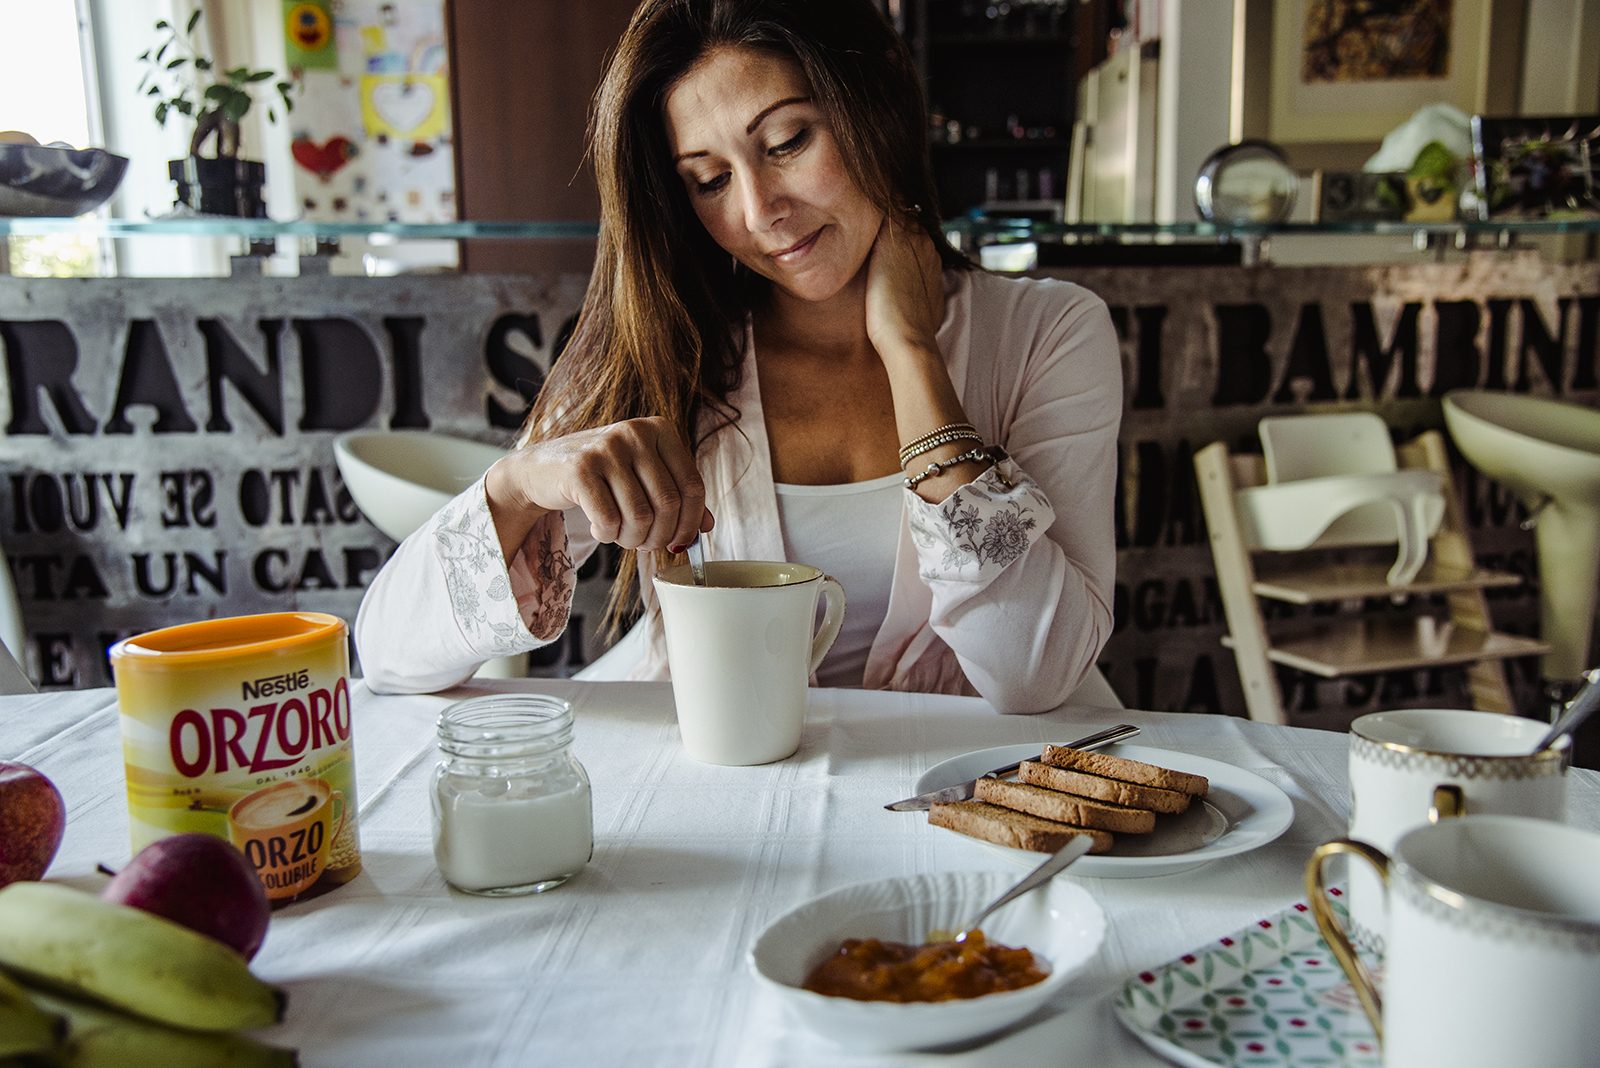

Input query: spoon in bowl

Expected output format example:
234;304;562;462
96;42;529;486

1533;667;1599;754
932;834;1095;945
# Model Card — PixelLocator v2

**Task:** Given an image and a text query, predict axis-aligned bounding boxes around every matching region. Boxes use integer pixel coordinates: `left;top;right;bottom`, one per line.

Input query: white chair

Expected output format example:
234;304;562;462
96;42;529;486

1195;417;1544;724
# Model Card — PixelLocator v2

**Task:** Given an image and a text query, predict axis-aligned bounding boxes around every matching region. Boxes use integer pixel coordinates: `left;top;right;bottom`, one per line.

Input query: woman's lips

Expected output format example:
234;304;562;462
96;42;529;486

771;228;823;262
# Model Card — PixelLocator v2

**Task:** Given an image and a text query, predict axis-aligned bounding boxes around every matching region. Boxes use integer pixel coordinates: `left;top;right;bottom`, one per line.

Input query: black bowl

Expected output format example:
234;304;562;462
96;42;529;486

0;144;129;218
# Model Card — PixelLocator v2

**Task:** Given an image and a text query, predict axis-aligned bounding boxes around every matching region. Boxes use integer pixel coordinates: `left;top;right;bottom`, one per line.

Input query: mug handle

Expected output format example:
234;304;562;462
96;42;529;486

807;577;847;673
1305;839;1390;1042
1429;783;1464;823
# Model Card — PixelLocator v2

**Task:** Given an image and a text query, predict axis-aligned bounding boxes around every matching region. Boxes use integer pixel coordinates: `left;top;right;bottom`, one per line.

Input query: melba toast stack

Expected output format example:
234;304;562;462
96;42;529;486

929;744;1209;854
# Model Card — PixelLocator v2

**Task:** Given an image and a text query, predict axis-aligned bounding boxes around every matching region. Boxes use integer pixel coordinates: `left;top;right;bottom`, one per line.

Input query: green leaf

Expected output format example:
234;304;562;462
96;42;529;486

175;100;194;116
283;97;294;113
225;66;250;81
246;69;275;82
155;40;170;62
138;49;151;61
154;101;169;125
223;94;250;122
204;84;231;101
276;81;293;93
166;57;186;69
155;19;170;30
194;57;212;72
185;10;202;34
267;107;276;123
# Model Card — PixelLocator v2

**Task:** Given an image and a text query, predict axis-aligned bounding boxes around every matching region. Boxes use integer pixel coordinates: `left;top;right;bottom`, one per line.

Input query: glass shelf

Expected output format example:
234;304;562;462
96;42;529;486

949;217;1600;242
2;215;1598;242
0;217;601;240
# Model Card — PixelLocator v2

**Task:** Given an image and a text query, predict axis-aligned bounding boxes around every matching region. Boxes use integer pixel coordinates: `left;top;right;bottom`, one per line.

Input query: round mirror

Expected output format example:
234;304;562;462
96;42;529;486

1194;141;1298;224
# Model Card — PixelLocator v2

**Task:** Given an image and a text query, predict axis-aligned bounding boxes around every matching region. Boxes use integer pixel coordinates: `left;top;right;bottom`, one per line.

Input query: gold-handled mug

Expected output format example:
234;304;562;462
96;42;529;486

1305;815;1600;1067
1341;708;1568;954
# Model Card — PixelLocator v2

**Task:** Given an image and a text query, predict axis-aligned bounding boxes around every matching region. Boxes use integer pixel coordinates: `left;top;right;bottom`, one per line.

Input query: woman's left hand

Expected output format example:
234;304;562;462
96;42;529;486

864;211;945;360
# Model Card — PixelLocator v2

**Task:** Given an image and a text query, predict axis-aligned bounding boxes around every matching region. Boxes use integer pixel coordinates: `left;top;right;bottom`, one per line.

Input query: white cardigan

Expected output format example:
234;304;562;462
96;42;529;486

356;269;1122;713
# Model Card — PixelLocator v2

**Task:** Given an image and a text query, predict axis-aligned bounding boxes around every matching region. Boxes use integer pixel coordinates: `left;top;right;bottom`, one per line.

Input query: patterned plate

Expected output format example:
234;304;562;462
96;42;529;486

1112;888;1381;1067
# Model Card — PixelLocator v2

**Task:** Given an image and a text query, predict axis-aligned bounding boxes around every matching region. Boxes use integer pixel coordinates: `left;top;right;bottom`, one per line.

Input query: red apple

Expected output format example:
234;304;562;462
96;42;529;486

102;833;271;960
0;762;66;887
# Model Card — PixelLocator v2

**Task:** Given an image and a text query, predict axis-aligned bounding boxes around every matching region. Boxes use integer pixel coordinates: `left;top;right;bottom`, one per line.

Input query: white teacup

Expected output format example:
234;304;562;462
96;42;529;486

1344;708;1568;952
654;561;845;766
1307;815;1600;1068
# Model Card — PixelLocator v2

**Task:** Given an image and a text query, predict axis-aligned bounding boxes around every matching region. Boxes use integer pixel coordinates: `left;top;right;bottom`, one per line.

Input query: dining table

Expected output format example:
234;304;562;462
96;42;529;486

4;678;1598;1067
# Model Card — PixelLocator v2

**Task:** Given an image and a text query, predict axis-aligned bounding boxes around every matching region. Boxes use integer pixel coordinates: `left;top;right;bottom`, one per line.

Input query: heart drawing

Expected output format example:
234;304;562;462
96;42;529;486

292;136;357;181
369;80;436;137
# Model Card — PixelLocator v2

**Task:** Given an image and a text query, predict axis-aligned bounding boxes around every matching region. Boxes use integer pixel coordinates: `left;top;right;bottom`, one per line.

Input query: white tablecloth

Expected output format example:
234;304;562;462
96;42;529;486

4;682;1598;1067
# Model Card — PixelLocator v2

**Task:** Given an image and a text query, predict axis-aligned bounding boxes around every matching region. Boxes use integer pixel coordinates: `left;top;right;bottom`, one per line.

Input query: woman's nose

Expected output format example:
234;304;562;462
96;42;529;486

739;171;787;232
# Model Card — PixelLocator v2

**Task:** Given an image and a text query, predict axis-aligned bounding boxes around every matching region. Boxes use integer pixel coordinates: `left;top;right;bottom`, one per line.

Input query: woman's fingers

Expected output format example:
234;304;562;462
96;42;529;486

556;417;709;551
651;426;710;551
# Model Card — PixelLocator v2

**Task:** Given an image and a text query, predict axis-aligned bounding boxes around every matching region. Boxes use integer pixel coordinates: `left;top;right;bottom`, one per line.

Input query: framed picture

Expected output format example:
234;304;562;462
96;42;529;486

1268;0;1509;143
1472;115;1600;219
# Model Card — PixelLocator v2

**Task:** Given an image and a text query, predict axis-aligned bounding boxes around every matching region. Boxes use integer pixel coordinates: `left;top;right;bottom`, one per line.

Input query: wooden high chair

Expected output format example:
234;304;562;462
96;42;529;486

1194;413;1548;725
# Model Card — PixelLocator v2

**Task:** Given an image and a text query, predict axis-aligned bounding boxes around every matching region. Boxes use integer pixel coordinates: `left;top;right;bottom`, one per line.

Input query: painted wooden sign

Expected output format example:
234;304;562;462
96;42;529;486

2;256;1595;728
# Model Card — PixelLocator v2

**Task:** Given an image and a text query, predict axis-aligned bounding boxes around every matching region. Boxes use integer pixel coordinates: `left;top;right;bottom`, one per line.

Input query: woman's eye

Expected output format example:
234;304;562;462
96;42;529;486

769;128;810;156
694;173;730;196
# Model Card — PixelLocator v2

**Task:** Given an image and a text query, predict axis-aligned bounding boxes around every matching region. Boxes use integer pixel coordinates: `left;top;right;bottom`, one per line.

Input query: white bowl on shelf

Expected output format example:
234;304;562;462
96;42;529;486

748;870;1105;1053
333;430;505;541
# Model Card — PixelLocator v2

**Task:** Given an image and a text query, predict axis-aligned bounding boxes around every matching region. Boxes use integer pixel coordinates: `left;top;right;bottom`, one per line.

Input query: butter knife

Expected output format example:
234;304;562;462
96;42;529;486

884;722;1141;811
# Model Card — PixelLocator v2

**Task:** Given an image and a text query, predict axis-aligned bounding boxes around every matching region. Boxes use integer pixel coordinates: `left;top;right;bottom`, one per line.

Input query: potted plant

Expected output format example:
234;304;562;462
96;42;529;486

137;11;296;217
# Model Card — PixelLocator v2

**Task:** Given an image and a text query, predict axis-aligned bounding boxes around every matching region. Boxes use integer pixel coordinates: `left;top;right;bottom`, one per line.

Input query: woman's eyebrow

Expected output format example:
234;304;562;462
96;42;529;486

745;95;811;134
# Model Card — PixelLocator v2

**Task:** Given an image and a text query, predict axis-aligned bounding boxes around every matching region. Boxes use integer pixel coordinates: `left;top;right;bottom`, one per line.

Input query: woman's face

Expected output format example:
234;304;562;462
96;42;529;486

664;46;882;305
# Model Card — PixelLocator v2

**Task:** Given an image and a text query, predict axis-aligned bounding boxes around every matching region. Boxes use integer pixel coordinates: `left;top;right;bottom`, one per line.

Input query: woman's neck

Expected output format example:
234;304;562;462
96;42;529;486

755;270;874;363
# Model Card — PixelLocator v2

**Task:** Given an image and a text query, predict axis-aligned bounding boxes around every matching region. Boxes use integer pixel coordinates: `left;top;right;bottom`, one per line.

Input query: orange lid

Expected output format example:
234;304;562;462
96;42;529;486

109;612;346;669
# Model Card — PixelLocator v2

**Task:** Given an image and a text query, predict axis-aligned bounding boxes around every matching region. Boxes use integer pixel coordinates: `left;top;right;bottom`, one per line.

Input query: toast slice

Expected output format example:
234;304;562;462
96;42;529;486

974;777;1156;834
1019;761;1192;814
1040;744;1209;797
928;800;1115;854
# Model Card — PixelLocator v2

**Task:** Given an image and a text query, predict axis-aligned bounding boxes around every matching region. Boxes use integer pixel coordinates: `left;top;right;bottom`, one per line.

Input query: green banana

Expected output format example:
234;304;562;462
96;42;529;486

0;882;284;1033
0;967;64;1058
26;987;297;1068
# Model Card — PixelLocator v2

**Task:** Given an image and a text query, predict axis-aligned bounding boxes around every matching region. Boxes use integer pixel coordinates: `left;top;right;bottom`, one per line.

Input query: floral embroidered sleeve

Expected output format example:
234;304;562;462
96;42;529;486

905;461;1055;583
353;477;585;694
429;478;577;652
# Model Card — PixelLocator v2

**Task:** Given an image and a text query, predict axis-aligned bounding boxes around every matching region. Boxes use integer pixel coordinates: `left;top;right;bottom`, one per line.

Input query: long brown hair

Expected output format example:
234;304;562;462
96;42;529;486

522;0;970;630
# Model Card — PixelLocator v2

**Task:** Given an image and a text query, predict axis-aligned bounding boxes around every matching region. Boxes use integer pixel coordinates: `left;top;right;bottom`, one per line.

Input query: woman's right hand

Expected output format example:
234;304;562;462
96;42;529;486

483;416;714;562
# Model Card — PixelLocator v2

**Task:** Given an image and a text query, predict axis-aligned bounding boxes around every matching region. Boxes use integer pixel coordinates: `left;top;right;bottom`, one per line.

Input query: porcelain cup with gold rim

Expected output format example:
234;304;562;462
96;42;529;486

1344;707;1568;954
1306;815;1600;1068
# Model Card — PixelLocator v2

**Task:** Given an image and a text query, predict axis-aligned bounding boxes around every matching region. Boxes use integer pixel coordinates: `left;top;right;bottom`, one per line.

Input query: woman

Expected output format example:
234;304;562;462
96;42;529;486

356;0;1121;713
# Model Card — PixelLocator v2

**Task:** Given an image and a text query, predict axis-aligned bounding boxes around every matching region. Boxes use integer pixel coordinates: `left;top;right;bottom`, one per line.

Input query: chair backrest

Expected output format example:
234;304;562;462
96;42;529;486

0;639;35;696
1260;412;1397;482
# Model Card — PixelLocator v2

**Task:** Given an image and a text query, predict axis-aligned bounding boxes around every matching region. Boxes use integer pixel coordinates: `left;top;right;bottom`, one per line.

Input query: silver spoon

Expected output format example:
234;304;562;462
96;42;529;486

936;834;1095;945
685;536;708;587
1534;667;1599;753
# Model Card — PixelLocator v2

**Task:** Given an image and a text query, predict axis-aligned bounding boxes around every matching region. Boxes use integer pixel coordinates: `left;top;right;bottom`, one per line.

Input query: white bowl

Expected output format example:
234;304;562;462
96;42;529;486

333;430;505;540
748;871;1105;1053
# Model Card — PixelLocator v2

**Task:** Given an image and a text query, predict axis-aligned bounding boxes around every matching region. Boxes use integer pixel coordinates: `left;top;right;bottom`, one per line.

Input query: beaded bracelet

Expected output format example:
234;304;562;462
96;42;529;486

900;430;983;468
903;445;995;490
898;422;979;467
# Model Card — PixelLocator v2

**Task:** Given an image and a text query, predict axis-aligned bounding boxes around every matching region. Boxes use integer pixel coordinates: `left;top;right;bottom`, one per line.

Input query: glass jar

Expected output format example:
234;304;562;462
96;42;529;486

431;694;592;896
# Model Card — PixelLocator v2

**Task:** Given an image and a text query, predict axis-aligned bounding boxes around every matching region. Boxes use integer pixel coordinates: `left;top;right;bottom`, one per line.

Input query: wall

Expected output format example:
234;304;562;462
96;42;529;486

447;0;637;274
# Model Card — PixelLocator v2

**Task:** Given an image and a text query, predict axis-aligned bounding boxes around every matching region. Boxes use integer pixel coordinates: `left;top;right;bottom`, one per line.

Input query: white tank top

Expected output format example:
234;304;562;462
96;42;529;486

773;472;902;687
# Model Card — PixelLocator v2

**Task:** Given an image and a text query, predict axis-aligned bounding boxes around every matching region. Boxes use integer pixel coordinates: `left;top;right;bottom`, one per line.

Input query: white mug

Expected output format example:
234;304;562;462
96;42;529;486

1344;708;1567;952
1307;815;1600;1068
653;561;845;766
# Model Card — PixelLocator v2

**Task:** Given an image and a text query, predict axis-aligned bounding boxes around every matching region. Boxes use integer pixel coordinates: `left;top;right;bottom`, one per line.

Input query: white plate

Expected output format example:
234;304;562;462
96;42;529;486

916;743;1295;878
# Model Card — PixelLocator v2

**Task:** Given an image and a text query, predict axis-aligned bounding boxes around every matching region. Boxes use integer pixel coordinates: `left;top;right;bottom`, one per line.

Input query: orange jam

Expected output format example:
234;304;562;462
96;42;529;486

801;930;1047;1002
